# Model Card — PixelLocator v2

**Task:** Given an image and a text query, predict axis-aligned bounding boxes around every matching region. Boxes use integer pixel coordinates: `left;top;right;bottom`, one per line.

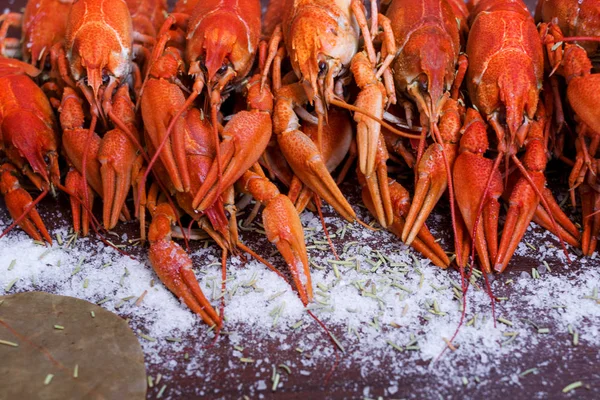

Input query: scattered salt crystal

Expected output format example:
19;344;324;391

255;380;266;391
0;199;597;398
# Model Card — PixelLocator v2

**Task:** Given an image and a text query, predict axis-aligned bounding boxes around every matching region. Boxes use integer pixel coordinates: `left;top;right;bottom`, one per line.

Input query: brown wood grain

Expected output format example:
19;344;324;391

1;0;598;399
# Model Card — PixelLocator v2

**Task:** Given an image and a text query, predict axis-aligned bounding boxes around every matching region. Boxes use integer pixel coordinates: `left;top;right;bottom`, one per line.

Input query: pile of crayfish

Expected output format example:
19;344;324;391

0;0;597;327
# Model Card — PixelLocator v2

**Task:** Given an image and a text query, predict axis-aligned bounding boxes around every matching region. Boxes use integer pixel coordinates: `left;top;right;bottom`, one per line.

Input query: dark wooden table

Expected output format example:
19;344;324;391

1;0;599;399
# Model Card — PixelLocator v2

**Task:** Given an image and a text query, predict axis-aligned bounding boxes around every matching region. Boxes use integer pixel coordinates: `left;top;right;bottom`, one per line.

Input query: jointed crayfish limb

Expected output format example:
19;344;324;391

359;172;450;269
239;170;313;305
453;108;502;274
59;86;137;234
384;0;468;265
539;19;598;254
0;164;52;244
464;0;573;271
0;58;60;243
273;82;356;223
191;75;274;212
145;0;262;203
148;202;221;328
351;51;394;228
0;0;72;68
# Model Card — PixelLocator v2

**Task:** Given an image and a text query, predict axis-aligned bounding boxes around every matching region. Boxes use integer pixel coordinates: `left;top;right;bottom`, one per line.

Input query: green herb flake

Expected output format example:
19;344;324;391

8;259;16;271
239;357;255;363
551;41;563;51
271;372;281;391
53;325;64;330
497;317;514;326
386;340;403;352
38;249;52;260
96;297;110;305
73;364;79;378
562;381;583;393
139;333;156;342
279;364;291;374
291;320;303;330
166;337;182;343
537;328;550;334
157;384;167;398
5;278;18;292
44;374;54;385
332;263;340;279
0;339;19;347
71;257;85;276
519;368;538;377
327;331;345;353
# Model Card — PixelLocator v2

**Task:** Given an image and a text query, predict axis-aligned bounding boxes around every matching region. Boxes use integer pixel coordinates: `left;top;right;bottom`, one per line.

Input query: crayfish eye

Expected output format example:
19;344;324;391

218;64;228;74
418;77;428;93
43;155;50;164
318;61;328;75
102;74;109;85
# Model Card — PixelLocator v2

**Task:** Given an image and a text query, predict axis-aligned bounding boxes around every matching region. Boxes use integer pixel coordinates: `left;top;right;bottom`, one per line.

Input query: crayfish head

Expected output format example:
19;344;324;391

187;10;257;88
70;30;131;104
66;0;133;108
404;29;456;126
286;6;356;104
202;27;237;83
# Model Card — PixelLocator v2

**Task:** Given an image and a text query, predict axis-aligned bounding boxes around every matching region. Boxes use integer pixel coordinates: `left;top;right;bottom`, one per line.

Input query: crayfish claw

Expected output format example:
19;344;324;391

360;175;449;269
148;205;221;328
240;170;313;305
1;164;52;244
65;169;95;237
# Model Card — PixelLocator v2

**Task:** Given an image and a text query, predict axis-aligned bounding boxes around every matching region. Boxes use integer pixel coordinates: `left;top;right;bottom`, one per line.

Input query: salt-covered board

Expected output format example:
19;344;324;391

0;174;598;399
0;0;599;398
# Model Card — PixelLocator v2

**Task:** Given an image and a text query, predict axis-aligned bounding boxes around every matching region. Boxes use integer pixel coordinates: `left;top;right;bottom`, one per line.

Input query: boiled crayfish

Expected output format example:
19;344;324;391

0;0;595;331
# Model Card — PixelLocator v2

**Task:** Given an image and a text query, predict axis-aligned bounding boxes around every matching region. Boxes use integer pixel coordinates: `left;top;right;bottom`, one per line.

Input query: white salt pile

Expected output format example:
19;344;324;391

0;204;598;399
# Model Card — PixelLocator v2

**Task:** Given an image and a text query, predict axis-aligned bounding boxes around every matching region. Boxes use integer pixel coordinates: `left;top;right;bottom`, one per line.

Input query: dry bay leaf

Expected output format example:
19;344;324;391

0;292;146;400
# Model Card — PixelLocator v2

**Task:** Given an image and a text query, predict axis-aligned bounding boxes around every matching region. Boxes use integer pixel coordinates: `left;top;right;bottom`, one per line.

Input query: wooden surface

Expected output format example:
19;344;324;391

1;0;599;399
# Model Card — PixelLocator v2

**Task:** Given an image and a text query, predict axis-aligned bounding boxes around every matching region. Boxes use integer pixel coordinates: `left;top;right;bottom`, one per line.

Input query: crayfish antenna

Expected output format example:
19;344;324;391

314;194;340;260
328;98;422;140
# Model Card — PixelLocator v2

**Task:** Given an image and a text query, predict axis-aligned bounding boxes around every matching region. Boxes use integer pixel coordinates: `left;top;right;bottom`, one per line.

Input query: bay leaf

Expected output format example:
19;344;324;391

0;292;146;400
